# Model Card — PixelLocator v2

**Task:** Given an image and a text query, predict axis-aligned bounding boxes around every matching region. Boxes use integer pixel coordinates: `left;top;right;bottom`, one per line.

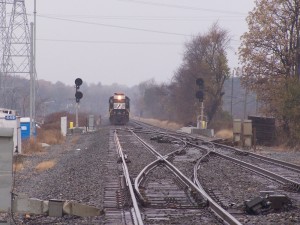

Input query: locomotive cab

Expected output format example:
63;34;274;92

109;93;130;125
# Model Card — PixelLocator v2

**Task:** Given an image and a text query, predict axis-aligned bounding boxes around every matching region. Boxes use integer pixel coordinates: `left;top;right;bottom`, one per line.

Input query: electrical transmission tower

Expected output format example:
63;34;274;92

0;0;34;115
0;1;13;91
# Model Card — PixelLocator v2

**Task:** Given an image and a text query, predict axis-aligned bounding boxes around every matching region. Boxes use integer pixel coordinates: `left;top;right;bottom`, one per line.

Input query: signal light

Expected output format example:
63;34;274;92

196;91;204;102
75;91;83;103
196;78;204;102
196;78;204;89
75;78;83;103
75;78;82;89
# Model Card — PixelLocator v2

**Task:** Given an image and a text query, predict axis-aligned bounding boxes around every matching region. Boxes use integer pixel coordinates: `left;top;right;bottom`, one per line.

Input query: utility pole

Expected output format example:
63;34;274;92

255;96;259;115
30;22;34;136
243;89;248;120
230;69;235;117
34;0;36;64
33;0;37;134
0;2;5;95
298;37;300;79
297;15;300;79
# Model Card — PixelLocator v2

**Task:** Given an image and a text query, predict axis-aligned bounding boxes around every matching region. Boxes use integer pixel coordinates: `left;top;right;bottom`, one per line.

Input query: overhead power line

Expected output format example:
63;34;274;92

37;15;191;37
117;0;247;15
29;13;243;21
37;38;182;45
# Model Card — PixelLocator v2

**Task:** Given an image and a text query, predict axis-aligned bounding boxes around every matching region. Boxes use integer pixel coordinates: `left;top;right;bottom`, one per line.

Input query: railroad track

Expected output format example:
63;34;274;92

132;120;300;191
128;120;300;224
212;144;300;192
10;121;299;224
103;130;134;225
113;125;242;225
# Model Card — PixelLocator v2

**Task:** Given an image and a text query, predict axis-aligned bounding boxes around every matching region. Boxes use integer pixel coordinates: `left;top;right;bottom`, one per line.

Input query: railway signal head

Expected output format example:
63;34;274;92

196;78;204;89
196;78;205;102
196;90;204;102
75;91;83;103
75;78;83;103
75;78;83;89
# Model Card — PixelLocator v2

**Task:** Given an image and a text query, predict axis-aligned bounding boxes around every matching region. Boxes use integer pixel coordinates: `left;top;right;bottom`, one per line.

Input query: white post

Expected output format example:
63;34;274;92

197;101;205;129
200;101;204;123
61;116;67;136
75;103;79;128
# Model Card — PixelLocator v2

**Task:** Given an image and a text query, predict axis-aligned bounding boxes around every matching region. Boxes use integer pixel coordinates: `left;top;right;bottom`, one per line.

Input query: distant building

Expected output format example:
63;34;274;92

0;108;16;116
0;108;21;153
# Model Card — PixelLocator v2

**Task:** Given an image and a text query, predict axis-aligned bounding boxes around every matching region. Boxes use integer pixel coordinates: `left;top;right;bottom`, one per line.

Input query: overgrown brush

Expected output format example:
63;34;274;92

37;129;65;145
22;137;43;154
135;117;183;131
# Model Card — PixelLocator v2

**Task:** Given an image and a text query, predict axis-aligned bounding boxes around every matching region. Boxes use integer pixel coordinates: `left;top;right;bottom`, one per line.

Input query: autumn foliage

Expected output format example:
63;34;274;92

239;0;300;145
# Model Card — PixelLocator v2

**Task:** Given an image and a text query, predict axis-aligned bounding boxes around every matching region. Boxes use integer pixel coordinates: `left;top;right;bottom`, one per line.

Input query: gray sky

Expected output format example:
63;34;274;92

25;0;255;87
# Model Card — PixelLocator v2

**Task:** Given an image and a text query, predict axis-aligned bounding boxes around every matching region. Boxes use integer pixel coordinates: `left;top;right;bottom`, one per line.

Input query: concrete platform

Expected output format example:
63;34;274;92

67;127;85;135
178;127;214;137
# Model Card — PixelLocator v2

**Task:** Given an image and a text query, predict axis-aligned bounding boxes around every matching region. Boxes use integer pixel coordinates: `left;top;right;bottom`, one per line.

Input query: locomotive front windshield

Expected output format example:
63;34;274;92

109;93;130;125
113;95;126;109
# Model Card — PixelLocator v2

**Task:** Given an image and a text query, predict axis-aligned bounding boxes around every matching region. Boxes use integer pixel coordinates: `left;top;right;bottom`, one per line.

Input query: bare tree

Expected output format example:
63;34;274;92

171;22;231;125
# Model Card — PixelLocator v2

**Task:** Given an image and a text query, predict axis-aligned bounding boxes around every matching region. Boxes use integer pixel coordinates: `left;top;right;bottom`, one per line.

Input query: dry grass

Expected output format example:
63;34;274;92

13;162;24;172
215;129;233;139
257;145;296;153
136;117;183;131
22;129;65;154
42;111;88;130
22;138;43;154
35;160;56;172
37;129;65;145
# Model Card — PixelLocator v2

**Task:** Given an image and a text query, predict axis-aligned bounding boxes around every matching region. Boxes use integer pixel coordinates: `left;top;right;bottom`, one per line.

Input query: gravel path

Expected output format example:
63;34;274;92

11;126;111;224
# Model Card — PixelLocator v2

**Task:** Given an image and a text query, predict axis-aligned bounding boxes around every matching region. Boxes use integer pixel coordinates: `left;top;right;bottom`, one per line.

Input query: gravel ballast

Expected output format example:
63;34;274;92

1;123;300;224
12;126;111;224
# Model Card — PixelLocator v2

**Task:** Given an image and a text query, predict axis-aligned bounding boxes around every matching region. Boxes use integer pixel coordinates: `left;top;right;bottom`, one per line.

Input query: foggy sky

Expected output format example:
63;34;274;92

25;0;255;87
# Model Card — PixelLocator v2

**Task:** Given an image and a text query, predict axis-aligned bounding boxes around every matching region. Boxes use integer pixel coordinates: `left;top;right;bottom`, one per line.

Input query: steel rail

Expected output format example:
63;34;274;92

134;119;300;173
114;130;144;225
156;127;300;188
192;152;245;225
210;151;300;189
130;130;242;225
190;140;300;191
213;142;300;172
132;120;297;177
186;139;300;190
134;159;162;203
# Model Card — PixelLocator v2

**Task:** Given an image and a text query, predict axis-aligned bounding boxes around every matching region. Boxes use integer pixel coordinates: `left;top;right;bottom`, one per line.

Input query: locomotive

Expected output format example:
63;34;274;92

109;93;130;125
